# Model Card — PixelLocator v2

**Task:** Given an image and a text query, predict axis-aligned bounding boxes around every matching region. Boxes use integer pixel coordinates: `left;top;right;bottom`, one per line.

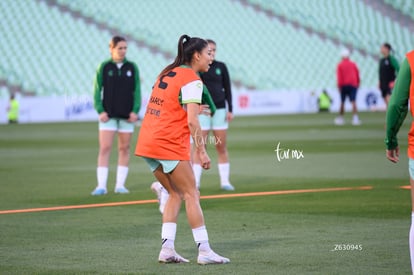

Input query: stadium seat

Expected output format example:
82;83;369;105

0;0;411;96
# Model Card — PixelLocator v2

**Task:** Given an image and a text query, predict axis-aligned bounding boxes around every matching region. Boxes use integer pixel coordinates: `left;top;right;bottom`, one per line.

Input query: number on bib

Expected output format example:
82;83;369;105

158;71;177;89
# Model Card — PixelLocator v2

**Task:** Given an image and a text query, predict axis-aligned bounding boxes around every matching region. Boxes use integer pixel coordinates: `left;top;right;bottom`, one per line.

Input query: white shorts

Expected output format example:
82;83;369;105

199;108;228;131
99;118;134;133
409;158;414;179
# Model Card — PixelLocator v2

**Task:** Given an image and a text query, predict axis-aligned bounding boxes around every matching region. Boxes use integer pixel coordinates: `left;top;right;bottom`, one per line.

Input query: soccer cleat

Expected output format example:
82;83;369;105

91;188;107;196
197;250;230;265
221;183;235;191
352;116;361;126
114;187;130;194
334;116;345;126
151;181;163;201
158;248;189;263
151;181;169;214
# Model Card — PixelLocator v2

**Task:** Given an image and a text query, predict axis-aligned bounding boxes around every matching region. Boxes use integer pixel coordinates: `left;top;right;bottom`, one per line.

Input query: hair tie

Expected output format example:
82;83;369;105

183;35;191;44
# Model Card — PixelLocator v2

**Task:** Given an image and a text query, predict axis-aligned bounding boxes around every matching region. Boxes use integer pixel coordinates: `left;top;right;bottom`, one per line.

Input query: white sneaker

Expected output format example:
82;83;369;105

197;250;230;265
158;248;189;263
334;116;344;125
151;181;169;214
352;116;361;126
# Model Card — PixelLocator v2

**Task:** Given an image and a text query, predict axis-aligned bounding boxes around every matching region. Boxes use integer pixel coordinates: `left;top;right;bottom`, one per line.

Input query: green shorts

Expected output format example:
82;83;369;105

199;108;228;131
409;158;414;179
142;157;180;173
99;118;134;133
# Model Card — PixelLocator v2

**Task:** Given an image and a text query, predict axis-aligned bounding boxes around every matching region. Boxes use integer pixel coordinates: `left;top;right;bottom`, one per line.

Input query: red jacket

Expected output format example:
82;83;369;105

337;58;360;88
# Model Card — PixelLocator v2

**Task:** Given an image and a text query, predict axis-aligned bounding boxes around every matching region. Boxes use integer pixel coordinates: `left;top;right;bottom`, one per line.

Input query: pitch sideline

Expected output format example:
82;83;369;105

0;185;373;215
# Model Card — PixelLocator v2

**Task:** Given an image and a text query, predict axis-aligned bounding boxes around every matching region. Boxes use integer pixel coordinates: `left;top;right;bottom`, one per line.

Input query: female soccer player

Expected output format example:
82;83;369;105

193;39;234;191
379;43;400;108
135;35;230;264
385;50;414;273
91;36;141;195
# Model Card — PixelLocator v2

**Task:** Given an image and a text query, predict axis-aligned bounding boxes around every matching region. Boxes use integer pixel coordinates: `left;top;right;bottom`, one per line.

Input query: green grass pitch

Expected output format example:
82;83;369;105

0;112;412;274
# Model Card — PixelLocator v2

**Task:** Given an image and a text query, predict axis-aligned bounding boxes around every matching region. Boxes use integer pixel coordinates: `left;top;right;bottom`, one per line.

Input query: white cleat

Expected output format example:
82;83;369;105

334;116;344;126
221;183;235;191
151;181;169;214
197;250;230;265
151;181;162;200
158;248;189;264
352;117;361;126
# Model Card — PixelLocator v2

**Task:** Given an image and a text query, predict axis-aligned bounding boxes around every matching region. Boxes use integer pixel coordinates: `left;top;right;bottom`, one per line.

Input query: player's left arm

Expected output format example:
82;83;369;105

222;63;233;121
130;62;141;122
201;85;216;116
391;55;400;74
355;63;361;88
385;58;410;162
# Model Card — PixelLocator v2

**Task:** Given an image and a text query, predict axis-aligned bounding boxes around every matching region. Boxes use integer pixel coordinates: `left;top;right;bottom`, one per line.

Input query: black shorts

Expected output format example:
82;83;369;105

380;87;392;98
340;85;357;103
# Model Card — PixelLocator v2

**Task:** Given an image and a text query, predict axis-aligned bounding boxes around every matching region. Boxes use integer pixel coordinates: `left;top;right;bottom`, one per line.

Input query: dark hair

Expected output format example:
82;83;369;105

206;39;216;45
109;36;126;48
159;34;208;77
383;42;392;51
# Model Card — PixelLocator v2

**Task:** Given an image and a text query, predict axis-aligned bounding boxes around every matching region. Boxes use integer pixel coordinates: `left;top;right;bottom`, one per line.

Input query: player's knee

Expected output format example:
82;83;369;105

182;189;199;202
119;144;130;154
215;143;227;155
99;144;112;155
169;190;182;201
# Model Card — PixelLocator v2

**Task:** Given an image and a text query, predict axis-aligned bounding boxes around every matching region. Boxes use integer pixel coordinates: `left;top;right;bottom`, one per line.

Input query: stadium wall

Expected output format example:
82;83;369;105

0;89;386;124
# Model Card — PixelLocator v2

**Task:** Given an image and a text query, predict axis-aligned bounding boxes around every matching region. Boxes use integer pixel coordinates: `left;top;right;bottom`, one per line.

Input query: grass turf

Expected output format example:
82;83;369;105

0;112;411;274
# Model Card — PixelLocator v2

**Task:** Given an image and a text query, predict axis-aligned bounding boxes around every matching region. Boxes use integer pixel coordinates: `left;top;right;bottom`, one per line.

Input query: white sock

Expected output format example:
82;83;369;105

192;225;211;252
410;212;414;273
97;166;108;189
193;164;202;189
218;163;230;186
115;165;129;188
161;222;176;249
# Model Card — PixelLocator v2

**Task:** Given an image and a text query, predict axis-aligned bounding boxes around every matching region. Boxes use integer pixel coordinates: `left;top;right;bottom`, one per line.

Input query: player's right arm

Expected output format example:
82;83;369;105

93;62;109;122
385;58;411;162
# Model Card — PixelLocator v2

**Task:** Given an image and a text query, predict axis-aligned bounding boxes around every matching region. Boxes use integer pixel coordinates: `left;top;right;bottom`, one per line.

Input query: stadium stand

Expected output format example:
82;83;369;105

246;0;412;58
0;0;413;98
383;0;414;21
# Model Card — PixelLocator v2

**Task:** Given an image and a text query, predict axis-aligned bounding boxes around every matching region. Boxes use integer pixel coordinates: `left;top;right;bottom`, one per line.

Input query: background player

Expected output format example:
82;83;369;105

335;48;361;126
379;42;400;108
385;49;414;274
135;35;230;264
7;94;19;124
193;39;234;191
91;36;141;195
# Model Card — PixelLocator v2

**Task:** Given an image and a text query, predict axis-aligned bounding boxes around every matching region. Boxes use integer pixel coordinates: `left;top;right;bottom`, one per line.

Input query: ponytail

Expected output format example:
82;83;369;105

159;34;208;77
